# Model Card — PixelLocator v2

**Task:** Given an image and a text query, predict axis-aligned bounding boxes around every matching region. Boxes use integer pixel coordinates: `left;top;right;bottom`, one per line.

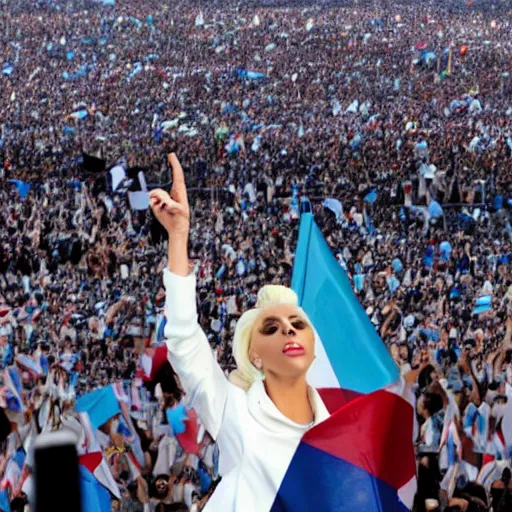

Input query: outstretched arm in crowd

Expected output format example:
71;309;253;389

150;155;242;465
459;352;481;407
105;297;131;327
380;300;400;338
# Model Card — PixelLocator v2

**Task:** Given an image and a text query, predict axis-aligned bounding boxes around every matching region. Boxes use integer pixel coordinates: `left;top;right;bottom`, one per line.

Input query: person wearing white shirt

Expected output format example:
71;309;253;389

149;154;330;512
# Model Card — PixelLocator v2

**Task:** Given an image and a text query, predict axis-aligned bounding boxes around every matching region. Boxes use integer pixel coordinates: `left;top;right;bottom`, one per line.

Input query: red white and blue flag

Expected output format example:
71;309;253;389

274;209;416;511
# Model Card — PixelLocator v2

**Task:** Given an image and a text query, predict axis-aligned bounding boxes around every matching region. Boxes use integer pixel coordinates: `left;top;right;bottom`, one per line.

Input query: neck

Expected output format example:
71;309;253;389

264;373;314;425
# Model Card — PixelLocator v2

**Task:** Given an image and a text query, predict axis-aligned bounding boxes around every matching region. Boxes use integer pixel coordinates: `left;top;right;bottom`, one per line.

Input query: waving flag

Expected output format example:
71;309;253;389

2;343;13;368
195;11;205;27
364;189;378;205
167;404;188;435
1;448;25;497
78;380;145;469
4;367;24;413
112;383;146;467
15;355;43;377
478;460;511;490
473;295;492;315
77;412;120;500
235;69;266;80
140;344;169;382
293;210;399;396
79;466;111;512
167;405;200;454
278;209;416;511
1;64;14;76
323;198;343;222
76;386;120;429
0;489;10;511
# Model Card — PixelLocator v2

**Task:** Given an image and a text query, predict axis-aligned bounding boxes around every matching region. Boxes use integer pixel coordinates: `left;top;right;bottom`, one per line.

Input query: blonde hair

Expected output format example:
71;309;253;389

229;285;300;391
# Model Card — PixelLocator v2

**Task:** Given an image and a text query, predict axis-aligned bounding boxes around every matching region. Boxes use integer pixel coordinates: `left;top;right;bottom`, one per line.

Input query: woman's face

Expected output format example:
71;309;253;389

249;304;315;381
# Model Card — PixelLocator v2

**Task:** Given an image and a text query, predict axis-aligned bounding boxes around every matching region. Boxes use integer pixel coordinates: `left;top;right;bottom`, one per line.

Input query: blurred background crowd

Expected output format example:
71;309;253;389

1;0;512;510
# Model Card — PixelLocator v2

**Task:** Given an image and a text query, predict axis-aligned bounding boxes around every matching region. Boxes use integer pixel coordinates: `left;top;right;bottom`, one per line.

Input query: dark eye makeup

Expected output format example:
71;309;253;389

260;317;308;335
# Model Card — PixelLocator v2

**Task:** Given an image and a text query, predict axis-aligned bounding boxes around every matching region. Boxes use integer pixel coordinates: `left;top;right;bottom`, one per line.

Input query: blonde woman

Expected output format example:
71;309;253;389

150;154;330;512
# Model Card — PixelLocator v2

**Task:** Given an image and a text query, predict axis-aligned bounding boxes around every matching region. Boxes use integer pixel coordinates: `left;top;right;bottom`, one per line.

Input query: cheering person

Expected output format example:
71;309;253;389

150;154;330;512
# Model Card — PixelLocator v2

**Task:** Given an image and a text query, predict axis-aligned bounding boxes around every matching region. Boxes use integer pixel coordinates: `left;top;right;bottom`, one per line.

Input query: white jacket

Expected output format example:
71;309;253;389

163;270;330;512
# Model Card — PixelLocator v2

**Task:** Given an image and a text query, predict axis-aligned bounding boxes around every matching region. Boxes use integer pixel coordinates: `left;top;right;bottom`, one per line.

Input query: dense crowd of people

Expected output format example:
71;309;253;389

1;0;512;510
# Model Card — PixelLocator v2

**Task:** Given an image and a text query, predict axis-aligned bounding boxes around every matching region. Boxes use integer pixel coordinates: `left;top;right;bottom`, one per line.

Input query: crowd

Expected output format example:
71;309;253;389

1;0;512;510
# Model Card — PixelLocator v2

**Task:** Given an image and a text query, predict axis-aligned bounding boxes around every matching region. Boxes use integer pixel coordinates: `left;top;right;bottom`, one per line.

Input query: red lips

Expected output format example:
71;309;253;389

283;342;305;357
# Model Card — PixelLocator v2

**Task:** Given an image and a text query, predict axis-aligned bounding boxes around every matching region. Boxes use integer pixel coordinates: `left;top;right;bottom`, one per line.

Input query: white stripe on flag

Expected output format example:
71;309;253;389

79;413;121;499
398;476;417;511
305;326;340;389
3;458;21;493
385;378;415;409
385;379;418;443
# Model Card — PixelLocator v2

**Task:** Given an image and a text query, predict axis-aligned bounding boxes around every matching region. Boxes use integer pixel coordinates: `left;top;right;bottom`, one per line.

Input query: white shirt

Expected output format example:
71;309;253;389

163;270;330;512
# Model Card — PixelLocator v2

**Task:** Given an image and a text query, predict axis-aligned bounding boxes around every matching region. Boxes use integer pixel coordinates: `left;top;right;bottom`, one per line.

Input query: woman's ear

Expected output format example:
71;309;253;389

249;350;262;370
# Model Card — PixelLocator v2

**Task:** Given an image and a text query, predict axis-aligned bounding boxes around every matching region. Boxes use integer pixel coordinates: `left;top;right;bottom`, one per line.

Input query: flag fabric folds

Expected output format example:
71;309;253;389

77;412;121;500
322;198;343;222
15;355;43;377
8;180;31;200
235;69;266;80
126;168;150;210
79;466;111;512
281;211;416;511
76;386;121;429
0;489;9;512
292;212;399;395
166;406;200;454
473;295;492;315
271;381;416;511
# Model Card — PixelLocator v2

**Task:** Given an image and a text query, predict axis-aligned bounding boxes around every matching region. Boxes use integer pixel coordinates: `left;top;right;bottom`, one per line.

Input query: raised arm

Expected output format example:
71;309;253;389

150;154;232;441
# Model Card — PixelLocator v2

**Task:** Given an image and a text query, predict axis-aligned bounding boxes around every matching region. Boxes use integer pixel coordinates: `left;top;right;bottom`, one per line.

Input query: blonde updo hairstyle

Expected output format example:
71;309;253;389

229;284;306;391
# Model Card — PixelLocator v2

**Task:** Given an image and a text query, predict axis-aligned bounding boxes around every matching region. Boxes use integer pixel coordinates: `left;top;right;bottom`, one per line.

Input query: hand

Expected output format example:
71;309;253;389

448;498;468;512
150;153;190;238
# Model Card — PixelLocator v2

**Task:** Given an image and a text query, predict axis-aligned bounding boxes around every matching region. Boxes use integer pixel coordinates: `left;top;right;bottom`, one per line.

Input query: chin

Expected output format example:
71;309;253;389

279;360;314;379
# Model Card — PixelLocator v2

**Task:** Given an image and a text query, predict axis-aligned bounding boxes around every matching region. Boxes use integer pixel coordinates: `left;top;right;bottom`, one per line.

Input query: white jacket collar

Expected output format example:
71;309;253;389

246;379;330;435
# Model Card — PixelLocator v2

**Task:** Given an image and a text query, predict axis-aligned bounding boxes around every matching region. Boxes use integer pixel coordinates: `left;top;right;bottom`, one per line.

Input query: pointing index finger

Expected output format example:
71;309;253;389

168;153;184;183
168;153;188;206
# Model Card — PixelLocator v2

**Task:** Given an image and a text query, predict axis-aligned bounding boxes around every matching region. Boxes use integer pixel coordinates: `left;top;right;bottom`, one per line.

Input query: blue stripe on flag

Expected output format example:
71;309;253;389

7;367;23;398
0;489;10;512
473;295;492;315
157;317;167;342
79;466;111;512
76;386;120;429
271;443;409;512
291;212;398;393
13;448;25;469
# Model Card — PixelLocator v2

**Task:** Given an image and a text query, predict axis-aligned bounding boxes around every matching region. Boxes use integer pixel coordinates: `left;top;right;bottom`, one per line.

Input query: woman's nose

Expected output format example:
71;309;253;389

283;324;296;336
